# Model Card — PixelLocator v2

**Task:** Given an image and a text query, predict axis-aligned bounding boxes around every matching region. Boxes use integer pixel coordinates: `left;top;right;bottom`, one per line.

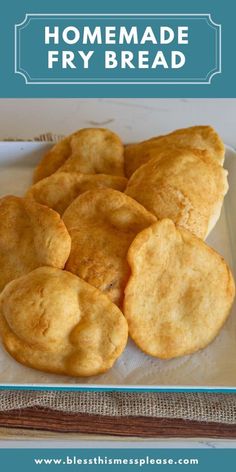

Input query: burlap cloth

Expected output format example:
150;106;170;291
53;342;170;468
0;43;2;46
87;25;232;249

0;134;235;426
0;390;236;424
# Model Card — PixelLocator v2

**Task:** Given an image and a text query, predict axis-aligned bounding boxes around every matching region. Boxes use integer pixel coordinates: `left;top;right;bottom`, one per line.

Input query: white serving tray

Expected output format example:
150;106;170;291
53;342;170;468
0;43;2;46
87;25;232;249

0;142;235;392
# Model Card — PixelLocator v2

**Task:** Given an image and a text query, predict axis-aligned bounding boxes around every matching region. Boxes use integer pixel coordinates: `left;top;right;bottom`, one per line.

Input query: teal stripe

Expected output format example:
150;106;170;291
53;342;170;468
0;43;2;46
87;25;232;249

0;386;235;393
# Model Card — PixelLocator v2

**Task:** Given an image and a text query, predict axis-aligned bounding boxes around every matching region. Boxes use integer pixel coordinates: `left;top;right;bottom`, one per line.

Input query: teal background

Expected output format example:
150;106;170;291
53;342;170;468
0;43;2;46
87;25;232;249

0;0;235;96
0;448;235;471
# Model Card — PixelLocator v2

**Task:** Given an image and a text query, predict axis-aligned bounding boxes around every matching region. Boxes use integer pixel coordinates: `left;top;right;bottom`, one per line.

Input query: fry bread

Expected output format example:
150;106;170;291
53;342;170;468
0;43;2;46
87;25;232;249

0;196;71;292
124;219;235;359
125;125;225;178
0;267;128;376
63;189;156;306
34;128;124;182
125;148;228;239
26;172;127;215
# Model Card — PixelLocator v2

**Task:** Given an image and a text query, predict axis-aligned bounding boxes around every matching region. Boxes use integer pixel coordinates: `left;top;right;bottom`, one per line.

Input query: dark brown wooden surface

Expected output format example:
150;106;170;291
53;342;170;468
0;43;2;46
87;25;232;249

0;408;235;438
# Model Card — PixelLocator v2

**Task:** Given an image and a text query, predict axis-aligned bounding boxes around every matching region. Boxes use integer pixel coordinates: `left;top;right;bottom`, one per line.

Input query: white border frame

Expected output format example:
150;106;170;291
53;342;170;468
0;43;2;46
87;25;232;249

14;13;222;85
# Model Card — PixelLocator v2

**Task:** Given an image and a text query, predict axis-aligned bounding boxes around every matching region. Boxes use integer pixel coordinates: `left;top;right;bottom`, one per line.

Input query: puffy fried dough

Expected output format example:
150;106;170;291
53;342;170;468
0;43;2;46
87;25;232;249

125;125;225;178
124;219;235;359
0;267;128;376
0;196;71;292
33;128;124;182
125;148;228;239
26;172;127;215
63;189;156;306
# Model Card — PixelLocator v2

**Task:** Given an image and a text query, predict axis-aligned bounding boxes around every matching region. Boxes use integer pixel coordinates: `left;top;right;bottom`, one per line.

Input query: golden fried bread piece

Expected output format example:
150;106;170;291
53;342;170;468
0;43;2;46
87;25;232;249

0;196;71;292
0;267;128;376
124;219;235;359
33;128;124;182
63;189;156;306
26;172;127;215
125;125;225;177
125;148;228;239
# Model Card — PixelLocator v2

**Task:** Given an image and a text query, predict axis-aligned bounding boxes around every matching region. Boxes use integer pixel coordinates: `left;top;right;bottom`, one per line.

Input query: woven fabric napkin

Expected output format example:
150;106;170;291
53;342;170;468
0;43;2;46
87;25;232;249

0;134;235;426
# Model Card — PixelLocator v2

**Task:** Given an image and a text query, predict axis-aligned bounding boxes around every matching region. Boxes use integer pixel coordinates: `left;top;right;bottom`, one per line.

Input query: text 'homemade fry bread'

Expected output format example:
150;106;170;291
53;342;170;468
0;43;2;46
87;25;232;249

124;219;235;359
125;148;228;239
0;196;71;292
125;125;225;178
0;267;128;376
33;128;124;182
26;172;127;215
63;189;156;307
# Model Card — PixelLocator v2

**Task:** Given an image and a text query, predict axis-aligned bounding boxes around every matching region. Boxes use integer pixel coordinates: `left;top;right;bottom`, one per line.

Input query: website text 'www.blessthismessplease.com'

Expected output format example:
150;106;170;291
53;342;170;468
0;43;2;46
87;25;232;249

34;455;199;467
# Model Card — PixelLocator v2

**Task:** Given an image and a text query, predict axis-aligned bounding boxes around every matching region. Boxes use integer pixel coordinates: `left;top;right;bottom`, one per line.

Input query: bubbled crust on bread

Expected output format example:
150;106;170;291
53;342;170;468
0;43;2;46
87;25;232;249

124;219;235;359
0;196;71;292
62;189;156;307
125;125;225;178
33;128;125;183
125;148;228;239
0;267;128;377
